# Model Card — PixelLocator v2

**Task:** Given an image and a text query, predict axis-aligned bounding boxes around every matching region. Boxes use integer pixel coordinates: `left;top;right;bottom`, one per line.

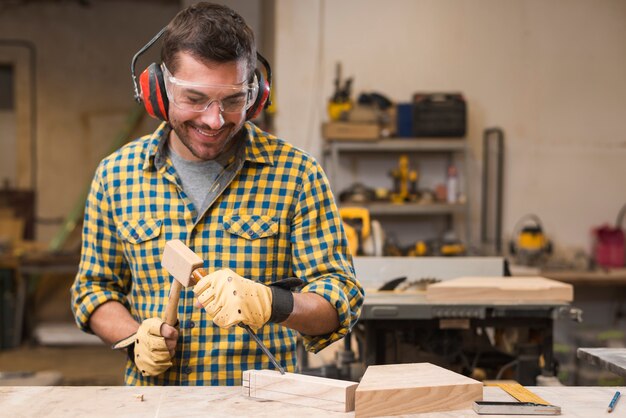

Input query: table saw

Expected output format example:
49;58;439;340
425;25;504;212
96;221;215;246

345;257;578;385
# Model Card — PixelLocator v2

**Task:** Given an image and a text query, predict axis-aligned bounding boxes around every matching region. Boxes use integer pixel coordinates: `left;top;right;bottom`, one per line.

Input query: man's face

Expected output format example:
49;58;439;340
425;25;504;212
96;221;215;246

166;52;251;161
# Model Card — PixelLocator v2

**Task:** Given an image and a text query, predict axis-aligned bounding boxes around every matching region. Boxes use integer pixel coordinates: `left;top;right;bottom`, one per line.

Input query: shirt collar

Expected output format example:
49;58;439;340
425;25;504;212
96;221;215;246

143;121;274;172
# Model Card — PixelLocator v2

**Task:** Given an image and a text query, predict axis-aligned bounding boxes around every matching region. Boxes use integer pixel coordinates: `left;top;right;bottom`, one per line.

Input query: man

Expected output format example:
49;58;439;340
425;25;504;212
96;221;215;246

70;2;363;386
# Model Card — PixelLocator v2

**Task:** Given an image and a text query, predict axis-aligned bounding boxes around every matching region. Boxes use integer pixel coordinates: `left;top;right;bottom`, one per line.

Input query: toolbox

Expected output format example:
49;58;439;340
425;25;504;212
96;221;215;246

412;92;466;137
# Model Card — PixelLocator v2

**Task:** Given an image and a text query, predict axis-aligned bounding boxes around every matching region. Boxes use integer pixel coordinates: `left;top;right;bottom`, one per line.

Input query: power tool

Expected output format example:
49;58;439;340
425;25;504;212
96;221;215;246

339;207;384;256
509;214;552;266
389;154;419;203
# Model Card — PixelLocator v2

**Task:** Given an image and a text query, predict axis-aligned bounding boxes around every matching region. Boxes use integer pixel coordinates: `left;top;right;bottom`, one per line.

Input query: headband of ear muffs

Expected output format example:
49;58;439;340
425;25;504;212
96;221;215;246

131;26;272;122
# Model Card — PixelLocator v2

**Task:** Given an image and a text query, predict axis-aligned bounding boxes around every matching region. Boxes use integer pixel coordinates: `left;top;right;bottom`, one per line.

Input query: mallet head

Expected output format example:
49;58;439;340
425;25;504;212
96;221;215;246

161;239;203;287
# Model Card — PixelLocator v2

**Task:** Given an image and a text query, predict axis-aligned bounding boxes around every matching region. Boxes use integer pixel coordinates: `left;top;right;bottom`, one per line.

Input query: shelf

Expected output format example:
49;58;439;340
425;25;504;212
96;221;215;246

339;202;468;216
324;138;466;152
323;133;472;244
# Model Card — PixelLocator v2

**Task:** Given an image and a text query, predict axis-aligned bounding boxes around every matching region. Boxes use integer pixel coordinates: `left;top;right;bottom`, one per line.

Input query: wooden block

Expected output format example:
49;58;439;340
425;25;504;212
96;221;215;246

242;370;358;412
426;276;574;302
355;363;482;417
322;122;381;141
161;239;204;286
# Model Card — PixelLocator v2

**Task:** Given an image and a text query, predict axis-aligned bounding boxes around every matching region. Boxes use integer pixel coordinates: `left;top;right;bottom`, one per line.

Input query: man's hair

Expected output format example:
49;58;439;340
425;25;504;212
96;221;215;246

161;2;256;80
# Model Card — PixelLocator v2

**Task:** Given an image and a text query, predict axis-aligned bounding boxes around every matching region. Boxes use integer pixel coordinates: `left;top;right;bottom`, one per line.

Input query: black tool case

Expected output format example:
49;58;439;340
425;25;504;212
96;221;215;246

412;93;466;137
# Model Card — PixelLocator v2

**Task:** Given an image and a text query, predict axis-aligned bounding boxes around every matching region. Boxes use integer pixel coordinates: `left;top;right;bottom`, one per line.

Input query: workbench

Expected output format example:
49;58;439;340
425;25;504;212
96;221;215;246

358;292;573;385
0;386;621;417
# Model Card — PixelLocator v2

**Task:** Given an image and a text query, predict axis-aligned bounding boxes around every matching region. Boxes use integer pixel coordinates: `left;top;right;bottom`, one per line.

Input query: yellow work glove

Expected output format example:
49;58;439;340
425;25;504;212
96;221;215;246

194;268;274;329
112;317;175;377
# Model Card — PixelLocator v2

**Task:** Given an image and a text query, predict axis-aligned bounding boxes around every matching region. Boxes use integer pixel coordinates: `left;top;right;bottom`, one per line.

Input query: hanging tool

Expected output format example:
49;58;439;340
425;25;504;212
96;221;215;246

328;62;353;121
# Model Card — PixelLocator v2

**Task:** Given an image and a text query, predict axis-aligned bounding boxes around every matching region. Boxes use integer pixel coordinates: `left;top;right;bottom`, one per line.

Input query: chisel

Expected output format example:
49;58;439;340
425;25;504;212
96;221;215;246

239;323;285;374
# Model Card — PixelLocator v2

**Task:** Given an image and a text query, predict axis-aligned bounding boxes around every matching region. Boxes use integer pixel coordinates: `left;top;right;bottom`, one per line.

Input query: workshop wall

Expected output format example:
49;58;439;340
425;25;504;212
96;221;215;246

0;0;266;245
0;1;178;243
273;0;626;252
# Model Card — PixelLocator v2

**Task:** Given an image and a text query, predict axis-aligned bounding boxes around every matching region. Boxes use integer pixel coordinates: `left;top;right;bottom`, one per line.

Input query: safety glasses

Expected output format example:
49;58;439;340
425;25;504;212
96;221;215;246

162;64;258;113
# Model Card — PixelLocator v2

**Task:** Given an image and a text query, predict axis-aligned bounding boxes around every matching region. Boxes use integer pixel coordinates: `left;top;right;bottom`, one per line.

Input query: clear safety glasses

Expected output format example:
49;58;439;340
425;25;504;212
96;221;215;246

162;64;258;114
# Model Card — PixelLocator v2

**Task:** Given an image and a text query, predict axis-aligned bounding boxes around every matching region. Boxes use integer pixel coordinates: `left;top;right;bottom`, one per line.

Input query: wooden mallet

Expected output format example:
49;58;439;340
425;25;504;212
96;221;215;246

161;240;287;373
161;239;207;326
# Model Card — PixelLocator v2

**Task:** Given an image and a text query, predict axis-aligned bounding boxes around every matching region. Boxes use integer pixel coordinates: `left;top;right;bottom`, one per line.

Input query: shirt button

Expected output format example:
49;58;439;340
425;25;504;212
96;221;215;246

184;366;192;375
132;232;140;240
187;321;195;329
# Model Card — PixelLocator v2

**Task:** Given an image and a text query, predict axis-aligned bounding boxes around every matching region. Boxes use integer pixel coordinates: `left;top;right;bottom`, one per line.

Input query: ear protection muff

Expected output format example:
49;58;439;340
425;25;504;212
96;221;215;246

138;62;169;121
246;53;272;120
131;26;272;122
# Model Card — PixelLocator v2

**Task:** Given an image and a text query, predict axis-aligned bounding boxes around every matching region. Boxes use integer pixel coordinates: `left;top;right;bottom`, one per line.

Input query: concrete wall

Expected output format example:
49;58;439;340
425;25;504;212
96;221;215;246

273;0;626;253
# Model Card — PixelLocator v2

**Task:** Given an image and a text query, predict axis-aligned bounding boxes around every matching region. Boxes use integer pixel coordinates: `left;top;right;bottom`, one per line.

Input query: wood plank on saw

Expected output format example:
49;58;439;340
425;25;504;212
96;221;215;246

426;276;573;302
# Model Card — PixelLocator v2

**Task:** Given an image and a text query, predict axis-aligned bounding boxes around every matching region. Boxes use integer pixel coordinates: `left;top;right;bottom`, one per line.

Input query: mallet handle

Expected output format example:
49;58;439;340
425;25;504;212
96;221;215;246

164;280;183;326
163;267;208;326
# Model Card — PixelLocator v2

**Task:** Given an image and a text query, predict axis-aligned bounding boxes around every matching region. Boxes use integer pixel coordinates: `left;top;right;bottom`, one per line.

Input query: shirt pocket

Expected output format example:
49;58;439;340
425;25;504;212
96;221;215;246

222;214;280;281
117;218;165;289
118;218;163;244
223;214;279;240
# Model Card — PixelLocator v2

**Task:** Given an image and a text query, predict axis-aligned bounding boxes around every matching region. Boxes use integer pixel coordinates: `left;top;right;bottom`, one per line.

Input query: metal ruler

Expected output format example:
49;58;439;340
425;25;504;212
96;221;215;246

473;401;561;415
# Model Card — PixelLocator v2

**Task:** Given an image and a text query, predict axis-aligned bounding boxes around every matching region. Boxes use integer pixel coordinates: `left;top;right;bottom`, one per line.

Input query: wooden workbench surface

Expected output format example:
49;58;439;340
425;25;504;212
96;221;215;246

0;385;622;417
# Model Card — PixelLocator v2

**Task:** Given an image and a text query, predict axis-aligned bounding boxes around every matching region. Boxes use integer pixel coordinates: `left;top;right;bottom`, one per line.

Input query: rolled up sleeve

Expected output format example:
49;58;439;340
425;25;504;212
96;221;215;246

70;163;131;333
290;162;364;353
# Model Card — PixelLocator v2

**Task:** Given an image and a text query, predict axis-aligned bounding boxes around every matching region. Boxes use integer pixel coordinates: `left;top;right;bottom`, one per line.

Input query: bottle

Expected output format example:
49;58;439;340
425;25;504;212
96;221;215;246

446;165;458;204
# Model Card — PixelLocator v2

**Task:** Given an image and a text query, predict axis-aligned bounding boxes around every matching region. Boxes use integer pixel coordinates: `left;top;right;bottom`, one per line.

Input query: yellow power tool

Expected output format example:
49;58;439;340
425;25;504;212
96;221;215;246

340;207;384;256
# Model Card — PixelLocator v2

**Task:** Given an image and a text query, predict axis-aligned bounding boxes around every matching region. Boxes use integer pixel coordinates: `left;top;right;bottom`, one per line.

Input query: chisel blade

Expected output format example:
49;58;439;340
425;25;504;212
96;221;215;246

239;324;285;374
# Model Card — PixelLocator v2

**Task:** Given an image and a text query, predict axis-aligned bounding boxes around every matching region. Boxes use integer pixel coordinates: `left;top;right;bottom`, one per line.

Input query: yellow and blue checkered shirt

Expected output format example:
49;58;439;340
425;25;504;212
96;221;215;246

71;121;364;386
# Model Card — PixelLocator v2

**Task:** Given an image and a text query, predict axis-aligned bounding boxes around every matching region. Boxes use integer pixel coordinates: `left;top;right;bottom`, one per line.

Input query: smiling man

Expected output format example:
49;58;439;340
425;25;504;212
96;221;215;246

70;2;364;386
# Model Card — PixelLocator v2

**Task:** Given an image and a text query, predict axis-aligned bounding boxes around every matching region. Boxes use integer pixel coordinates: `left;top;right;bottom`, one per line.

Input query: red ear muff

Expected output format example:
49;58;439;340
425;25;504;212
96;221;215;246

138;63;169;121
246;68;270;121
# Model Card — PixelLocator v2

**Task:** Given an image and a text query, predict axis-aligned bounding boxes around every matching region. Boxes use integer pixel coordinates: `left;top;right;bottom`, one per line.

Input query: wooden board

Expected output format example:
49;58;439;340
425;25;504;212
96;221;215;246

426;276;573;302
242;370;358;412
355;363;483;417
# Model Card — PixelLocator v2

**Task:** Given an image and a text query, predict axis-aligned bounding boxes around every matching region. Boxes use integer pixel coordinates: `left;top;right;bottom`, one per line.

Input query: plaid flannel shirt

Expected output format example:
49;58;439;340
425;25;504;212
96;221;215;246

71;121;364;386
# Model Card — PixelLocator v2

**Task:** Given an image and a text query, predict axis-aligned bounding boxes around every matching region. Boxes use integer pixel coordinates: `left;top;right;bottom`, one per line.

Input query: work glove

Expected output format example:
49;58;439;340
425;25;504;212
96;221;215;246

194;268;302;329
112;317;177;377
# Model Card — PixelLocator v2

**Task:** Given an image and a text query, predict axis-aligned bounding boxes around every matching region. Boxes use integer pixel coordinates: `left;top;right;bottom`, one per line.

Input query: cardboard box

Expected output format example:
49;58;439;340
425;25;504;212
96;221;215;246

322;122;380;141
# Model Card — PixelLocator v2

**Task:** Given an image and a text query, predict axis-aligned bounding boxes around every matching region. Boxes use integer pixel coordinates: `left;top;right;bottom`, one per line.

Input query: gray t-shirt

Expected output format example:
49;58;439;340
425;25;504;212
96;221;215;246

168;145;233;215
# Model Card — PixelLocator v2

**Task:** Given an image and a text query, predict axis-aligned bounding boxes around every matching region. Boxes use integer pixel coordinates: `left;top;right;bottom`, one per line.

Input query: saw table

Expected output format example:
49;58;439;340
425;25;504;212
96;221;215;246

357;291;574;385
347;257;576;385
